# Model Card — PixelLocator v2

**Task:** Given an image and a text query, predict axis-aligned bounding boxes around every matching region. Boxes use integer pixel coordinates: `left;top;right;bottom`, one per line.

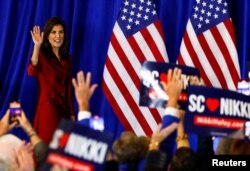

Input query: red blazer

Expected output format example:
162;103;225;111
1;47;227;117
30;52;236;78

27;51;74;145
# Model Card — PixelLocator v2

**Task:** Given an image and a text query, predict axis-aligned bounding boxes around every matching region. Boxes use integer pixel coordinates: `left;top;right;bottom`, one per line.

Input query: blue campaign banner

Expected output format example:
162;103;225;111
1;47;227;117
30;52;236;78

184;86;250;139
41;119;113;171
139;61;200;109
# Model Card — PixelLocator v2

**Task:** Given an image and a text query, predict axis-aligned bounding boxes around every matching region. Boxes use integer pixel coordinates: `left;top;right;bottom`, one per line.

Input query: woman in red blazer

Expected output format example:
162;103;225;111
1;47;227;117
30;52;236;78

27;17;75;145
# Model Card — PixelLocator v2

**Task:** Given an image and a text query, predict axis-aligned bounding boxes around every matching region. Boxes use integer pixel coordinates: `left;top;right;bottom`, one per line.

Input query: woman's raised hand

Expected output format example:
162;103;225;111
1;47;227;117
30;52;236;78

30;26;43;46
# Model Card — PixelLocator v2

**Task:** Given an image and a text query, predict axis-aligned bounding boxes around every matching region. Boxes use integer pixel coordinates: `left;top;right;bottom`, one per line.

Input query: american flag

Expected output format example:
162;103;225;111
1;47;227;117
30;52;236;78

102;0;168;136
177;0;241;90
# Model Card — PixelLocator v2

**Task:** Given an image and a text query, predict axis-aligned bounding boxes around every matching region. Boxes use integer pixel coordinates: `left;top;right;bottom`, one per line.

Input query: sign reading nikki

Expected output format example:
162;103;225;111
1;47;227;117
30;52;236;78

139;61;200;109
41;119;113;171
184;86;250;139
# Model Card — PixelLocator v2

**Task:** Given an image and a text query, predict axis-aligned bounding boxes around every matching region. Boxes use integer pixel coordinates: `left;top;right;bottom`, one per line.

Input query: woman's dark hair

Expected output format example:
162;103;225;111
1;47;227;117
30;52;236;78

41;16;69;60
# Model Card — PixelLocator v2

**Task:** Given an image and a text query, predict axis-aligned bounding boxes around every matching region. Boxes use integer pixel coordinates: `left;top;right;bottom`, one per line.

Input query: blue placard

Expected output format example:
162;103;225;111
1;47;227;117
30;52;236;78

184;86;250;139
41;119;113;171
139;61;200;109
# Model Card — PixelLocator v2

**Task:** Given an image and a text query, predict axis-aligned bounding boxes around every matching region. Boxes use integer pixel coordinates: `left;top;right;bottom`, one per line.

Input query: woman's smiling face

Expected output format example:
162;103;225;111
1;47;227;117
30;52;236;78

48;25;64;50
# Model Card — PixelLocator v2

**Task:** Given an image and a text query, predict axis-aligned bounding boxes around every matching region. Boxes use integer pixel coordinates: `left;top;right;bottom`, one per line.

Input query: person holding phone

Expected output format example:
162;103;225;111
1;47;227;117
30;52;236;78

0;108;44;171
0;109;18;136
27;17;75;145
9;101;22;124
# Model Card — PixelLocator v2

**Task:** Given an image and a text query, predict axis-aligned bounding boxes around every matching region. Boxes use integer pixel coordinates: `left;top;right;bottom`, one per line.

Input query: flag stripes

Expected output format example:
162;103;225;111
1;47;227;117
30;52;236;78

178;18;240;90
103;21;167;135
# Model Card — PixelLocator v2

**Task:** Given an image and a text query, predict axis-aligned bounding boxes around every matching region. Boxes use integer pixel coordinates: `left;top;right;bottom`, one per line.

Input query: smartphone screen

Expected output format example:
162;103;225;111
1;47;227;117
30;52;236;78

89;115;104;131
9;101;21;123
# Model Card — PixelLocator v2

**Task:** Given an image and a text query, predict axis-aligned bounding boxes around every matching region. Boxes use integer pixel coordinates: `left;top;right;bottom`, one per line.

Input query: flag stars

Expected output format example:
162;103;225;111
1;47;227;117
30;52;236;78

123;8;128;13
209;4;214;9
124;1;129;6
118;0;158;34
152;10;157;15
217;0;222;4
126;24;131;30
207;11;211;17
198;23;202;28
135;20;140;25
191;0;231;33
202;1;207;6
121;15;126;20
147;1;152;6
193;13;198;19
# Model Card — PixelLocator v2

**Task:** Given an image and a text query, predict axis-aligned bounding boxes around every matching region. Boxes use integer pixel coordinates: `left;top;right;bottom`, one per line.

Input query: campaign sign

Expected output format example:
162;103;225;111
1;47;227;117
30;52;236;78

184;86;250;139
139;61;200;109
41;119;113;171
237;80;250;95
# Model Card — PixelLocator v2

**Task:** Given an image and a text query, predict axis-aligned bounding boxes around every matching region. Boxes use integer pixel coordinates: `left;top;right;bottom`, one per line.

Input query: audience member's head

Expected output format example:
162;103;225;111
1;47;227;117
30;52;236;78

168;147;197;171
0;134;22;171
228;139;250;155
112;131;150;164
0;158;9;171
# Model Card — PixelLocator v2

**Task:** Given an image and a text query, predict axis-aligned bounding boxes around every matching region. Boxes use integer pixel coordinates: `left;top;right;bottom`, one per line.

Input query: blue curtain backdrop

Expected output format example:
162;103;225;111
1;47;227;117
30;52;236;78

0;0;249;148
